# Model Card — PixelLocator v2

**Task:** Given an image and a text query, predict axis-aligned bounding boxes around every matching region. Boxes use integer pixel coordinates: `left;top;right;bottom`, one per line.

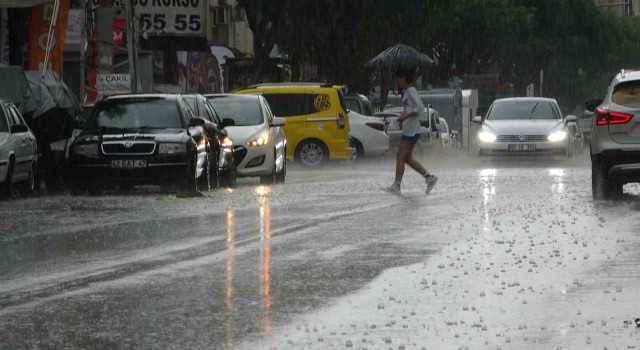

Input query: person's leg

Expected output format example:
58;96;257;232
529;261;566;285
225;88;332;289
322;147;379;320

395;140;412;183
406;153;428;176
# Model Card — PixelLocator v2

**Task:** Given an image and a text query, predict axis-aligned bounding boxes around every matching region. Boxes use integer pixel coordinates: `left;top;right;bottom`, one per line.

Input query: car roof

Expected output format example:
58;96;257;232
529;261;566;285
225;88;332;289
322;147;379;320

614;69;640;84
493;97;557;104
205;94;261;100
102;93;179;101
247;82;337;89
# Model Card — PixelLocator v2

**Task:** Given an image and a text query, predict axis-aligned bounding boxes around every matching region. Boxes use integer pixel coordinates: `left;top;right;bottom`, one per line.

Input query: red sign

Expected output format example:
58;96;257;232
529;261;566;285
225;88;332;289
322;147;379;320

27;0;71;74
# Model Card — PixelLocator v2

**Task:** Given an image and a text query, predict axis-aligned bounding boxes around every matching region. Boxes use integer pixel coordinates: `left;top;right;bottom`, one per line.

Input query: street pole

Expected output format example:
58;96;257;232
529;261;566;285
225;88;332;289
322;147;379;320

80;0;87;103
125;0;137;93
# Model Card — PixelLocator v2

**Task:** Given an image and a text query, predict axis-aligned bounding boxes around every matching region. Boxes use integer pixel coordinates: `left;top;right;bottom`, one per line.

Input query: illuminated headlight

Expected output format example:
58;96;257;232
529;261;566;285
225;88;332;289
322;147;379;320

73;143;98;156
246;132;270;147
478;130;497;143
548;130;568;142
158;143;186;154
221;136;234;149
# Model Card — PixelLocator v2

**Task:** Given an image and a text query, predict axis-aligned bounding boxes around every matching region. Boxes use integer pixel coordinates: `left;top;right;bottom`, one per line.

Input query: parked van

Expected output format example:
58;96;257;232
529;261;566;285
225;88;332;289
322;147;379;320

235;83;354;167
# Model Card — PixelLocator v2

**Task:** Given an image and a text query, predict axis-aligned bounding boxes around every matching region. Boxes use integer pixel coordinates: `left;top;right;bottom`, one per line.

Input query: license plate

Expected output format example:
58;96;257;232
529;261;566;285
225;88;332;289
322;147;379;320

508;144;536;152
109;160;147;168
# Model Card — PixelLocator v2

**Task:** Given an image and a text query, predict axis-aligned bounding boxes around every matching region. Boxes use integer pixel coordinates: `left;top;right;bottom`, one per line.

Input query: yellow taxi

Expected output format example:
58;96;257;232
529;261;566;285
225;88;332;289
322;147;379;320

234;83;354;167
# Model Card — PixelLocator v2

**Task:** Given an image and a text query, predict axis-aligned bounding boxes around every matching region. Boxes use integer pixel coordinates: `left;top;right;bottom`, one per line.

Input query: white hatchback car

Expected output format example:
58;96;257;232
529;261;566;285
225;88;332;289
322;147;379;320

348;111;389;158
0;101;37;198
207;94;287;184
473;97;577;157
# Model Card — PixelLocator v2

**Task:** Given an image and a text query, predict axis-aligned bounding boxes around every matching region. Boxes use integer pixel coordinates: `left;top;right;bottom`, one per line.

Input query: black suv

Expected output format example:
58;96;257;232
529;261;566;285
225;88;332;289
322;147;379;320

70;94;233;194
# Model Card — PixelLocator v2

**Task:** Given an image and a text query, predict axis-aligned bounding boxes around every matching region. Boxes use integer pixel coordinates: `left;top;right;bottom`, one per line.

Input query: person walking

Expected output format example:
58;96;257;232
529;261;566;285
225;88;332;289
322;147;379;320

383;68;438;195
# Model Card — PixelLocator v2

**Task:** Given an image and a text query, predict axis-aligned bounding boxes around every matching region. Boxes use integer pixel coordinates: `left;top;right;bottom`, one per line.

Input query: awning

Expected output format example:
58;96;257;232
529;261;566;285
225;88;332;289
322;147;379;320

0;0;47;8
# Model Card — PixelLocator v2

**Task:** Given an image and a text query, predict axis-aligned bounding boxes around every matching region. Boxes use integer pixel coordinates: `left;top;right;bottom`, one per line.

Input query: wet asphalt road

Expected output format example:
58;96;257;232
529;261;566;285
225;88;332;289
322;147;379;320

1;153;639;349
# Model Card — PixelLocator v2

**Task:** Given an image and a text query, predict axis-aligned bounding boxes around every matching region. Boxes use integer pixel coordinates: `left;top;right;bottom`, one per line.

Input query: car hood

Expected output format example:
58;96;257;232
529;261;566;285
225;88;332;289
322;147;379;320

74;129;188;144
224;124;265;144
482;120;565;135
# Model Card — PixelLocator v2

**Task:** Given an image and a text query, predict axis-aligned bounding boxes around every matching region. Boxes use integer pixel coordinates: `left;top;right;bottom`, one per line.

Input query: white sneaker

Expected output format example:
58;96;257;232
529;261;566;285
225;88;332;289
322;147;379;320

382;182;401;194
425;175;438;194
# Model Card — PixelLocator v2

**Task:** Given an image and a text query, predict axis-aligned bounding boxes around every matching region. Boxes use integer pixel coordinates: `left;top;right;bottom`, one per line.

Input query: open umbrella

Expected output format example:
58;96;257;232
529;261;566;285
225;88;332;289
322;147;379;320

365;43;433;69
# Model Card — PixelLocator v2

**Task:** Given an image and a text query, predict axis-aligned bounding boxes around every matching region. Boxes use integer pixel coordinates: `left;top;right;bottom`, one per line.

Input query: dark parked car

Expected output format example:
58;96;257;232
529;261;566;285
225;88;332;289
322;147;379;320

183;94;237;188
69;94;233;194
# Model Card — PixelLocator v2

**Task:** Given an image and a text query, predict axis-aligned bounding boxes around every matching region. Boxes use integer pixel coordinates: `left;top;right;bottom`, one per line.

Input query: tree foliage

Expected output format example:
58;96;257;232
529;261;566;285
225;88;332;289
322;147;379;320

238;0;640;107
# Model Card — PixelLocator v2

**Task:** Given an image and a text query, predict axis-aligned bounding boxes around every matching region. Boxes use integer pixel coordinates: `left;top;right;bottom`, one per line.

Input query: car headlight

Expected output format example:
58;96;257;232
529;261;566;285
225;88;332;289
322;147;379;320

73;143;99;156
548;130;568;142
220;136;234;149
478;130;497;143
158;143;186;154
246;132;270;147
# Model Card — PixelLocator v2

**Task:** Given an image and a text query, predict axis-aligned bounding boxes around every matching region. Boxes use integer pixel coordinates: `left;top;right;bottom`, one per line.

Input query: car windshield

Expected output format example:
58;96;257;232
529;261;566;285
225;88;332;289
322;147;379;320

487;101;559;120
86;99;183;130
0;109;8;132
209;98;263;126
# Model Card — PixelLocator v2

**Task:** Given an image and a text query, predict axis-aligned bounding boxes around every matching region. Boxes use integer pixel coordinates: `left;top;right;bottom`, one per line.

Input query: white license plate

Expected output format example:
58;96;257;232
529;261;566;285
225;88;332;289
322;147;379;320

109;160;147;168
508;144;536;152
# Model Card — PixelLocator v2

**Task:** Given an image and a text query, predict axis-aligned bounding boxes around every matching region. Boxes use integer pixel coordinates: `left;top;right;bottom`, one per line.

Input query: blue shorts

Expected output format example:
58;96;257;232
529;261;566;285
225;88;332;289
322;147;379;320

401;134;421;144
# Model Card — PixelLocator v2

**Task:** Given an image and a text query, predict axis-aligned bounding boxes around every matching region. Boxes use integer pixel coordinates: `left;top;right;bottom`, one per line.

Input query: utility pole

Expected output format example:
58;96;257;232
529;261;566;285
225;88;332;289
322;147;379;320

80;0;87;103
125;0;137;93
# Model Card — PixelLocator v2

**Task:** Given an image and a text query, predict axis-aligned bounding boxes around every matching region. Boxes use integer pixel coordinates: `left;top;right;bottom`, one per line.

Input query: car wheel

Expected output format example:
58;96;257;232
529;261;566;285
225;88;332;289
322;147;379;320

350;138;365;160
275;152;287;184
0;159;15;199
296;140;328;167
197;152;211;191
180;154;198;194
592;158;622;200
219;157;236;189
20;162;36;196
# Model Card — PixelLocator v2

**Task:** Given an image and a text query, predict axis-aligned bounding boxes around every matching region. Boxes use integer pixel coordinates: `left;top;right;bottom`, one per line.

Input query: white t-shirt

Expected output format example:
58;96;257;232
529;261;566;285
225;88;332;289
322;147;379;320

401;86;424;137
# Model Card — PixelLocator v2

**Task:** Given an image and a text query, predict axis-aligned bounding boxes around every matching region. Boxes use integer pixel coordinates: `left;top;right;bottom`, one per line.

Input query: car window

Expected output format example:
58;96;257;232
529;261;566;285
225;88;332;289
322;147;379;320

262;99;274;123
205;103;222;124
262;94;309;117
87;99;184;130
210;98;264;126
183;97;199;116
0;106;8;132
180;100;194;123
11;107;26;125
345;99;361;114
612;80;640;107
487;101;560;120
362;101;374;116
8;107;21;126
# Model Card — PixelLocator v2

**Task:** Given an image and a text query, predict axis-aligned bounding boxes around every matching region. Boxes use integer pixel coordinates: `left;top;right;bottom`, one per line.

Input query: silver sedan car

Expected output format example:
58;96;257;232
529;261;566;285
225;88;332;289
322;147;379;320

473;97;578;157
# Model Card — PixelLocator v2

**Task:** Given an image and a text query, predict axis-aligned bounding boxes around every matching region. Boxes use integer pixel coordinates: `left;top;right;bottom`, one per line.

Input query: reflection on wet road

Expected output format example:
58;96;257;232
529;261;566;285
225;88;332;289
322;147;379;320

1;156;639;349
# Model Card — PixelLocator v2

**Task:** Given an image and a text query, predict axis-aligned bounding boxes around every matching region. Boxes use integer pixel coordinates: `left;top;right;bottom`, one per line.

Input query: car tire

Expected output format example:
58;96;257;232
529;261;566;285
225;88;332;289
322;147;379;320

592;158;622;200
296;140;328;167
219;157;236;189
275;152;287;184
350;138;365;160
0;159;15;199
180;154;198;194
20;162;36;196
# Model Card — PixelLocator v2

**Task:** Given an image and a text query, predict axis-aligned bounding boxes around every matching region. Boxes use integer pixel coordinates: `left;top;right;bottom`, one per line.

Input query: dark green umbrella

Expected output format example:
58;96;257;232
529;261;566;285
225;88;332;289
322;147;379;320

365;43;433;69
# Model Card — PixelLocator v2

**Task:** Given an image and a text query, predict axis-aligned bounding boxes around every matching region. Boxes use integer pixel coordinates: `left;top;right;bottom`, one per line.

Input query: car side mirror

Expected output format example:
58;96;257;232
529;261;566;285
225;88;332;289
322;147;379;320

10;124;28;133
472;116;483;124
585;98;603;112
189;117;206;127
566;115;578;123
222;118;236;128
271;117;286;127
451;130;459;137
